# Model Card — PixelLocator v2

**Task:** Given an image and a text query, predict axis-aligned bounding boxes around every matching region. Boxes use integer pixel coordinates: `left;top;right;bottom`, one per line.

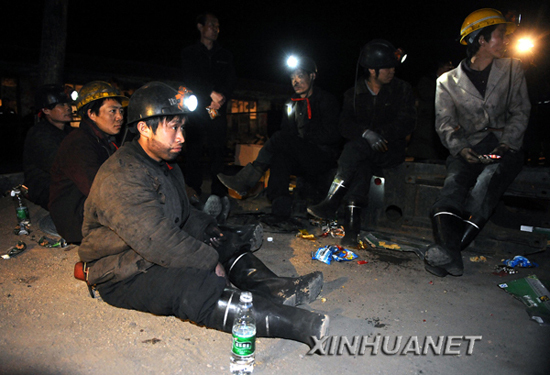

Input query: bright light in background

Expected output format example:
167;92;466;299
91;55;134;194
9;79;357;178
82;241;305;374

70;90;78;101
516;37;534;53
287;56;298;69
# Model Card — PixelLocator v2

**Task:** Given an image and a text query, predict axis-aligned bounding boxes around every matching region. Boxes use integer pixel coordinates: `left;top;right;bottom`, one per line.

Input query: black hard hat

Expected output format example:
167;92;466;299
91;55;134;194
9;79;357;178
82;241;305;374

359;39;399;69
287;55;318;74
35;84;70;110
127;81;197;125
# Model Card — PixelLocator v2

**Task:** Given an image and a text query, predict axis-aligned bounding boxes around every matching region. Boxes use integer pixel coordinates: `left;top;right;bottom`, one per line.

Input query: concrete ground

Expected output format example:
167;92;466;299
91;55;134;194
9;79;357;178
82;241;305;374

0;184;549;375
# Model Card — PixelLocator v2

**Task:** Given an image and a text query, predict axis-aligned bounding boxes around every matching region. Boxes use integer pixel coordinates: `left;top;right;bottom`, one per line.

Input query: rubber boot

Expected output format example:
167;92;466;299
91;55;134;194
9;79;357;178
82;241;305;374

424;210;465;277
461;216;484;250
307;177;347;220
219;222;264;252
226;252;324;306
217;163;265;197
340;202;361;248
206;288;329;348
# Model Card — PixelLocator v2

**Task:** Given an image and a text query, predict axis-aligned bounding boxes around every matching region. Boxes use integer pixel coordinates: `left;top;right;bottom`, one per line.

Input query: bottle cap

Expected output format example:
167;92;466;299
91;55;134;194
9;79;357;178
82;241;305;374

240;291;253;303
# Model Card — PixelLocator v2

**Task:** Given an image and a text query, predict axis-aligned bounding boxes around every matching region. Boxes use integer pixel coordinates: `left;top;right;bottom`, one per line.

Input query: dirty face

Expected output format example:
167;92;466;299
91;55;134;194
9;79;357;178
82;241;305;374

479;24;508;59
144;117;186;162
290;69;314;98
44;103;72;128
89;99;125;135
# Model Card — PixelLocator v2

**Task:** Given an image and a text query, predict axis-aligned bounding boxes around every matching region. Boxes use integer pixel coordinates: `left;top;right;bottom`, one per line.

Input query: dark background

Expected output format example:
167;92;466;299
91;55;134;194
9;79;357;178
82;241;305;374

3;0;549;96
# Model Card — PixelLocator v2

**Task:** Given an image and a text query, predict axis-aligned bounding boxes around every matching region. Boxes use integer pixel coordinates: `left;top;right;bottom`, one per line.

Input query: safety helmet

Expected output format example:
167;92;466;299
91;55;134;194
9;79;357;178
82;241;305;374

35;84;70;110
286;55;318;74
359;39;401;69
460;8;516;45
127;81;197;125
75;81;129;112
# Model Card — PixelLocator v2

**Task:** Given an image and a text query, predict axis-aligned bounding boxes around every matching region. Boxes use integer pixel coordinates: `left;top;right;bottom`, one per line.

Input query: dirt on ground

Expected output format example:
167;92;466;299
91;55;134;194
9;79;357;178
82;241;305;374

1;193;550;375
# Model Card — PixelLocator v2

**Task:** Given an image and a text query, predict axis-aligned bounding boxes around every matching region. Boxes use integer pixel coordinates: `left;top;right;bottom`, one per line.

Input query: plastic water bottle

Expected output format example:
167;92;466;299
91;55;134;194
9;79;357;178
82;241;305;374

230;291;256;374
11;186;30;225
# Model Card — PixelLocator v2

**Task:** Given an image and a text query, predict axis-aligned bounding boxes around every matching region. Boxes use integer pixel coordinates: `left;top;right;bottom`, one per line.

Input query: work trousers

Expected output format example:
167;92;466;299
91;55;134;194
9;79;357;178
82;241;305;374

337;138;404;205
432;133;524;221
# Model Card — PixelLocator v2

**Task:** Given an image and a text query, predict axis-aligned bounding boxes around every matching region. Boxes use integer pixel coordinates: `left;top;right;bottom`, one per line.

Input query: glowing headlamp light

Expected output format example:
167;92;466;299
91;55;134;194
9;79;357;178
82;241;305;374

176;86;197;112
287;55;299;69
516;38;534;53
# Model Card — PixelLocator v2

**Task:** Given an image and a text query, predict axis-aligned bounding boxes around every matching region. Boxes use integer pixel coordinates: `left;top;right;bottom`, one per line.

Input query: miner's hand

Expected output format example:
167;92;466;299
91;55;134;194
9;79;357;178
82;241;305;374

459;148;481;164
362;130;388;152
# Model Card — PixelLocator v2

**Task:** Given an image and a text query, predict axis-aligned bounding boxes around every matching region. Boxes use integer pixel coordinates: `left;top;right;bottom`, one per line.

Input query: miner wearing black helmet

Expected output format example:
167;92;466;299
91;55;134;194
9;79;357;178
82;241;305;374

76;81;328;349
23;84;73;210
308;39;416;246
49;81;129;243
217;55;342;224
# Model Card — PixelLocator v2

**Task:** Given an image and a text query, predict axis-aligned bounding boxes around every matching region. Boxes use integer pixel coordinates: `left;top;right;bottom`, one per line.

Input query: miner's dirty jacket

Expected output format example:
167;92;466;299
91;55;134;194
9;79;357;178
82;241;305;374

78;139;218;285
435;58;531;157
49;118;118;243
281;87;342;157
339;76;416;151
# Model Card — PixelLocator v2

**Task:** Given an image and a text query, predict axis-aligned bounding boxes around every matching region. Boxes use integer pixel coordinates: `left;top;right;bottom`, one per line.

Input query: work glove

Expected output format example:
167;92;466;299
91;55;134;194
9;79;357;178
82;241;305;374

204;224;226;248
459;147;481;164
362;130;388;152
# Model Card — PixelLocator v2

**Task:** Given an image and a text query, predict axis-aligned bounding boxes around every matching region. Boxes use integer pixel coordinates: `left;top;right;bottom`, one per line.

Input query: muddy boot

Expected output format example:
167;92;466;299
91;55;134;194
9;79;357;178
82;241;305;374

226;252;324;306
217;196;231;225
424;210;465;277
219;222;264;252
307;177;347;220
203;195;222;218
217;163;265;197
340;202;361;248
206;288;329;348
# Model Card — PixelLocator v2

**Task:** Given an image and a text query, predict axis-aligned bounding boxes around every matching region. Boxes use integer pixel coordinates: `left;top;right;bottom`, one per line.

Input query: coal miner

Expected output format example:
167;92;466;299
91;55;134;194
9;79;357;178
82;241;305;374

308;39;416;246
424;9;530;277
23;84;73;210
217;56;342;225
75;82;328;347
49;81;129;243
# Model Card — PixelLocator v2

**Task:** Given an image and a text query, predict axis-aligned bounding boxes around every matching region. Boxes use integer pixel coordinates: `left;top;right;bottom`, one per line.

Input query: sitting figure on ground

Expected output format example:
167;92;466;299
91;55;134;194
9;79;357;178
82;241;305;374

217;55;341;225
76;81;328;348
49;81;129;243
307;39;416;246
23;84;73;211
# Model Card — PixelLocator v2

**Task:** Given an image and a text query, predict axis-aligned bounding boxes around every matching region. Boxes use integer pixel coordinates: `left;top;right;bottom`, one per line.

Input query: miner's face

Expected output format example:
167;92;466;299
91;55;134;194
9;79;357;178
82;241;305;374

89;99;124;135
140;116;186;162
290;69;315;98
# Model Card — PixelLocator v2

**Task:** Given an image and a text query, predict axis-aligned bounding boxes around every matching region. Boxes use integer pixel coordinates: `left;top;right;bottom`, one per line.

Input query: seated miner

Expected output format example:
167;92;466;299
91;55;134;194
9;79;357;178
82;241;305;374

49;81;129;243
75;82;328;348
424;9;530;277
308;39;416;246
217;55;341;224
23;84;73;210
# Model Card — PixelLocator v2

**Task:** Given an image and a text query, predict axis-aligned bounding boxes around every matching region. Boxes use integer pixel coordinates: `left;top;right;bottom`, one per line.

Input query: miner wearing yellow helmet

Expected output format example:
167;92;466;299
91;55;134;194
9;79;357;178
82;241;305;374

49;81;129;243
424;9;530;277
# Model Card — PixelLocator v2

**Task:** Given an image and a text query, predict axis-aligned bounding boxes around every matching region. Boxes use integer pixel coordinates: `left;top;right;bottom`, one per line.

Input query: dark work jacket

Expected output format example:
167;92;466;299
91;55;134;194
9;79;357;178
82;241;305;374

281;87;342;157
49;118;118;243
79;139;218;285
181;41;237;118
23;119;72;210
340;76;416;154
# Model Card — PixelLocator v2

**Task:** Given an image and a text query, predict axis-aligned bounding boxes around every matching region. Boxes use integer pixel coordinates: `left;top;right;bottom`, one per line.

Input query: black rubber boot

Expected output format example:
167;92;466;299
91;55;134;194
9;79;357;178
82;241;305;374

424;210;465;277
226;252;324;306
461;216;484;250
217;163;265;197
206;288;329;348
307;177;347;220
340;202;361;248
219;222;264;252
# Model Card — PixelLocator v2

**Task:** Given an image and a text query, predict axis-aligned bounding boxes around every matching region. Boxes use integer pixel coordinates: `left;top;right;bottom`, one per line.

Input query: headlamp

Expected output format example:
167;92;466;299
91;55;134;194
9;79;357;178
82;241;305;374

176;86;197;112
287;55;299;69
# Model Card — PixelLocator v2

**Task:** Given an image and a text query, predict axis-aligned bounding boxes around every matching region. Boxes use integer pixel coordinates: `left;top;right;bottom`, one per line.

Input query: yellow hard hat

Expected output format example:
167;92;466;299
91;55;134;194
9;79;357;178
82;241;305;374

75;81;129;111
460;8;516;45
